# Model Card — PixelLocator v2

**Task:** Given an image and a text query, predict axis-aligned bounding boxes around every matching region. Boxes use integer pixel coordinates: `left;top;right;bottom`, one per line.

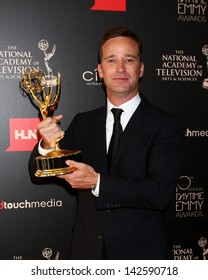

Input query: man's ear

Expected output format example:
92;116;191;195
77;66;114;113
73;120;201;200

97;64;103;78
139;62;144;79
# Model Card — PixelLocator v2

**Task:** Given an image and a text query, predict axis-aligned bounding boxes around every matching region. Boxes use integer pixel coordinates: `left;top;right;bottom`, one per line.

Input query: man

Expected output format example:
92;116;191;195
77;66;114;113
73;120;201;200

29;26;185;259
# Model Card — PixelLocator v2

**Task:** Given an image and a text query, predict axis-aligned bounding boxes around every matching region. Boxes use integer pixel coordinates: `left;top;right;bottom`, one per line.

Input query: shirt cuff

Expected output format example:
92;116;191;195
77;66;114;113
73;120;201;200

38;139;55;156
91;173;100;197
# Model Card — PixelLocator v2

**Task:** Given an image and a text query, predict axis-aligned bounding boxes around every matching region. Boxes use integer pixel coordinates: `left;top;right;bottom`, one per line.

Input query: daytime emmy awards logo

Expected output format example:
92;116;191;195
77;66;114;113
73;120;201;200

175;175;204;218
177;0;207;22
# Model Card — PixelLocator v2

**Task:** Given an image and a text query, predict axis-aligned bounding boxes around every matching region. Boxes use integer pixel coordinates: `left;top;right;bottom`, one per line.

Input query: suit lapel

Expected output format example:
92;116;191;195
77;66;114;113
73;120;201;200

94;107;108;172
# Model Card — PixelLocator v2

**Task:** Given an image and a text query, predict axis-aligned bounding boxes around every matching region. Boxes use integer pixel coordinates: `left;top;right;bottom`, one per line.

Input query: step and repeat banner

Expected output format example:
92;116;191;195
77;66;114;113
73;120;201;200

0;0;207;260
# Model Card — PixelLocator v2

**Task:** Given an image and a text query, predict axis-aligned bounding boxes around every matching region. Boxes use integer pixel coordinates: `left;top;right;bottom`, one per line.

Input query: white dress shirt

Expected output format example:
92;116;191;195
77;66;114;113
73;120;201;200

106;93;141;151
92;93;141;196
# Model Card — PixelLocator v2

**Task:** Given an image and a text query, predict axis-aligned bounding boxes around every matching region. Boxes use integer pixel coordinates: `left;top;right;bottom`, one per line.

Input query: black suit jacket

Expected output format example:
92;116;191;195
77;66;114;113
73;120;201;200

29;94;185;260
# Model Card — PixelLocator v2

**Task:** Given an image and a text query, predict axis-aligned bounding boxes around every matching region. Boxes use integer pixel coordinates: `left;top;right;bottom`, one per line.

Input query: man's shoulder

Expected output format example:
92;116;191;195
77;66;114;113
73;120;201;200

140;94;185;127
76;106;106;118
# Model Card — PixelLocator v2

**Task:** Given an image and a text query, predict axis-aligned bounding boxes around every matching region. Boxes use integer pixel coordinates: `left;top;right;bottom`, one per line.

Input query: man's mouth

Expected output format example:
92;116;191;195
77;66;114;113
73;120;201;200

113;77;128;80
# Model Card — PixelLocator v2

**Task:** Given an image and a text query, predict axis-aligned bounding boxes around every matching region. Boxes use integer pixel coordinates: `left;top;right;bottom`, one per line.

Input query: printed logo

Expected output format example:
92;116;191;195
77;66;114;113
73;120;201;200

6;118;40;152
82;68;103;86
0;45;39;80
172;237;208;260
198;237;208;260
90;0;126;12
0;198;62;211
202;45;208;89
185;128;208;137
177;0;207;23
13;247;60;260
175;175;204;218
42;248;60;260
172;244;197;260
156;50;203;82
38;39;58;86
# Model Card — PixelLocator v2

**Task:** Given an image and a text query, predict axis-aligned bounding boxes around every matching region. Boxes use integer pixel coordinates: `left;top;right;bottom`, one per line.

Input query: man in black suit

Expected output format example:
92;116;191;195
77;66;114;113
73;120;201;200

30;26;185;259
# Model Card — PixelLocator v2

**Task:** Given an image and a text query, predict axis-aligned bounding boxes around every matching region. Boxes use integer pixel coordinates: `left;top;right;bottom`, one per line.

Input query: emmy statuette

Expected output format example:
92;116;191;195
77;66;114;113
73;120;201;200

20;40;81;177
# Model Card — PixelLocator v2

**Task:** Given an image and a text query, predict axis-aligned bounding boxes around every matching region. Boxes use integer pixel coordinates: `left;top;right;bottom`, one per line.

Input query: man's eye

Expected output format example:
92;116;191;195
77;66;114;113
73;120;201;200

107;59;115;63
126;59;134;63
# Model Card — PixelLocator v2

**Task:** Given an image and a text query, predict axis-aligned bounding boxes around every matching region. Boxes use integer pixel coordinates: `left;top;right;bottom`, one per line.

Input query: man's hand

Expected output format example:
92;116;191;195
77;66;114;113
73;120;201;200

58;160;98;189
38;114;64;149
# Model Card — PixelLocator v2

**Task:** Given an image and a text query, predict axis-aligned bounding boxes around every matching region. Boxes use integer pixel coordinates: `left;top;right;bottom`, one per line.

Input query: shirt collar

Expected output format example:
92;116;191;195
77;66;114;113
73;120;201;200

107;93;141;117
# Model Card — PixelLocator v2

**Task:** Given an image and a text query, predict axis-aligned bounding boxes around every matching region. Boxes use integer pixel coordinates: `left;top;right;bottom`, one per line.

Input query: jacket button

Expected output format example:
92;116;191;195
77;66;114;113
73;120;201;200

97;234;103;240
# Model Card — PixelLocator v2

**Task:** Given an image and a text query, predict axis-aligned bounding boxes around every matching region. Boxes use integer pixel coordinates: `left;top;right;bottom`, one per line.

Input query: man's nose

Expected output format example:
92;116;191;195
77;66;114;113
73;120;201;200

116;60;126;72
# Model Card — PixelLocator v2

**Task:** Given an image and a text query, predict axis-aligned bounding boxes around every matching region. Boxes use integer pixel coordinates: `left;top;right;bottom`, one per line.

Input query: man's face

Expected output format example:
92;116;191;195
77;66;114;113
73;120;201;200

98;36;144;101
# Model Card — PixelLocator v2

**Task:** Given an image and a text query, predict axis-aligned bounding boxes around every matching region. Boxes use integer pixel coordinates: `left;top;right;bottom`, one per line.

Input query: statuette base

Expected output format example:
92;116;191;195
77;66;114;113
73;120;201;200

35;149;81;177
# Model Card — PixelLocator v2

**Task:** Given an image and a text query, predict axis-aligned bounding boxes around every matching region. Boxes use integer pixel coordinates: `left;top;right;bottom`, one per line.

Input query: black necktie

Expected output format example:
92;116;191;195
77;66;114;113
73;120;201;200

107;108;123;169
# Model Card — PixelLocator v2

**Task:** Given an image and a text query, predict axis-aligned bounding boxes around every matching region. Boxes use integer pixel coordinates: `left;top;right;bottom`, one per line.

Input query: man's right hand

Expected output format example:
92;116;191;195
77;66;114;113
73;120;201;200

38;114;65;150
